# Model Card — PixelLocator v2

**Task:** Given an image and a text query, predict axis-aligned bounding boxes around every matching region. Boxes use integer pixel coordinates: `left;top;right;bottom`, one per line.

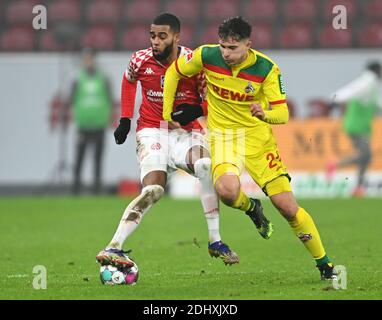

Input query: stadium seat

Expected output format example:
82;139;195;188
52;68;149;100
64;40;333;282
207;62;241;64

284;0;319;21
279;23;314;48
163;0;201;22
86;0;122;25
357;22;382;47
204;0;241;21
48;0;81;23
39;31;60;51
244;0;278;21
323;0;357;20
319;25;353;47
179;24;197;48
5;0;40;26
363;0;382;20
0;27;34;51
81;26;116;50
38;30;78;51
307;99;331;118
198;23;220;44
121;23;196;51
124;0;161;22
120;25;150;50
251;23;274;49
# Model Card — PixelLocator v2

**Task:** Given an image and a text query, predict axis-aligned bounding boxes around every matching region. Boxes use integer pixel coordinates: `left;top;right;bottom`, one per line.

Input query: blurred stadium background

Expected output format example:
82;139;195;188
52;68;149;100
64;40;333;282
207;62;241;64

0;0;381;198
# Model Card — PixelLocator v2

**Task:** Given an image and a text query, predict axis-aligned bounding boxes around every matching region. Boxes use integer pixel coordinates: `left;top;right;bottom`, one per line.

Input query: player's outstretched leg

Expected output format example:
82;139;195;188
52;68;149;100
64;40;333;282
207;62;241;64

96;184;164;267
286;206;336;280
193;157;240;265
267;176;336;280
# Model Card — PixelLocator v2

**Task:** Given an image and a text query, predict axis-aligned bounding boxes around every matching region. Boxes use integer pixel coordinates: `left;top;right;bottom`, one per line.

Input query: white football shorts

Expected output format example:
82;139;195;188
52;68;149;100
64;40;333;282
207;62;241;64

136;127;208;181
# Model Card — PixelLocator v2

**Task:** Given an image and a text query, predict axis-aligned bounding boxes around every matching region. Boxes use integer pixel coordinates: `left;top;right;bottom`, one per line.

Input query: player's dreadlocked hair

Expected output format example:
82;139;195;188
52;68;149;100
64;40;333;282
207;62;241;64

153;13;181;33
218;16;252;41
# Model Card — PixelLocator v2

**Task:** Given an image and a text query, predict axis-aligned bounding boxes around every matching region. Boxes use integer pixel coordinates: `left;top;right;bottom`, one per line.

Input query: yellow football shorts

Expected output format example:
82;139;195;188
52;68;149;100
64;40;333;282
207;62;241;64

209;127;291;196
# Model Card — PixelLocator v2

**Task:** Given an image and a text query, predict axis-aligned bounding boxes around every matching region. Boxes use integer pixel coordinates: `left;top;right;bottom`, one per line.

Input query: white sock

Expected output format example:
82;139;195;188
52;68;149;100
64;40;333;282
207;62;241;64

202;195;221;244
107;185;164;250
195;158;221;244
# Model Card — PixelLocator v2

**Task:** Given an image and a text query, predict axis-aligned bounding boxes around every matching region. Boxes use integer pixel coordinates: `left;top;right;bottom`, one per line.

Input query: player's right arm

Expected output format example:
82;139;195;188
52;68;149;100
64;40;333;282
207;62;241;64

333;72;376;104
114;56;139;144
163;47;204;122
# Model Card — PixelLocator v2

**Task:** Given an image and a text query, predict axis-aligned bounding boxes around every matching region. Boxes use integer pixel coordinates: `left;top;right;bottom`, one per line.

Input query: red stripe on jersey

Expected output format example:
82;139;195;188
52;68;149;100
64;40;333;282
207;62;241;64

121;74;137;118
269;99;287;105
204;64;232;76
237;72;265;83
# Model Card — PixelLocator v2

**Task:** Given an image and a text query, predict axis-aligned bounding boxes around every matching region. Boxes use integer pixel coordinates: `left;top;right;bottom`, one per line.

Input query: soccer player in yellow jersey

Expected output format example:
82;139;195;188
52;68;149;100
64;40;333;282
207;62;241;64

163;17;336;280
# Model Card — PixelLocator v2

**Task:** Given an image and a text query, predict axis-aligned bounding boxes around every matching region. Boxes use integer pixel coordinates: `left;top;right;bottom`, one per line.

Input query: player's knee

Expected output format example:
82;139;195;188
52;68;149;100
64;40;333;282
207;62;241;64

193;157;212;179
215;178;240;205
279;203;299;220
141;185;164;203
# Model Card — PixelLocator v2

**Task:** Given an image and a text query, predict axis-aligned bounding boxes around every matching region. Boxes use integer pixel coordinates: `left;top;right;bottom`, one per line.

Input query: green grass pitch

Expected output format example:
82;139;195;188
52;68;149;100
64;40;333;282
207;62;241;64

1;196;381;300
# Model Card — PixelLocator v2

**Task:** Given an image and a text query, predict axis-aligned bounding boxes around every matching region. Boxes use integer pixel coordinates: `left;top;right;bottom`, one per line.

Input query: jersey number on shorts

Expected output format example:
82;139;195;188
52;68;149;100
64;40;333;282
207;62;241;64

266;151;281;169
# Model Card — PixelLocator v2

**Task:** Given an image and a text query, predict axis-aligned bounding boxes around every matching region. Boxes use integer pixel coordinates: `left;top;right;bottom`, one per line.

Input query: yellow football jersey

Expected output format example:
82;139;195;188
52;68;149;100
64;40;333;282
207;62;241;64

163;45;289;132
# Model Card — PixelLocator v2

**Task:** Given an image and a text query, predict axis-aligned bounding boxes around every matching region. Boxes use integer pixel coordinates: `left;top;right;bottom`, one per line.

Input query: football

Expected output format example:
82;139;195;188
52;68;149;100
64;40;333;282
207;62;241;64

99;263;139;285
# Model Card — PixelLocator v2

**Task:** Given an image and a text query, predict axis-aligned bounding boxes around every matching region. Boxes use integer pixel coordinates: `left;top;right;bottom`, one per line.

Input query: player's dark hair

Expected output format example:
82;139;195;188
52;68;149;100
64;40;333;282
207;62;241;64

153;13;181;33
82;47;96;57
366;61;381;78
218;16;252;41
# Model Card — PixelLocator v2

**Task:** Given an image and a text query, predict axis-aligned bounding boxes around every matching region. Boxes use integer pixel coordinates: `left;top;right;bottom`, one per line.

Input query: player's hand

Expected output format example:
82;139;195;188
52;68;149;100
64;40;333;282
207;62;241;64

168;121;181;130
171;103;203;126
114;117;131;144
250;103;265;120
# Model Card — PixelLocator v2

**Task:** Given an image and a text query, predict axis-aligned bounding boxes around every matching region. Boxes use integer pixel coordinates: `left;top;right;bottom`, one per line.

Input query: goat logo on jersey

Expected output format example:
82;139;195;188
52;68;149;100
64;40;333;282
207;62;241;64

245;82;255;93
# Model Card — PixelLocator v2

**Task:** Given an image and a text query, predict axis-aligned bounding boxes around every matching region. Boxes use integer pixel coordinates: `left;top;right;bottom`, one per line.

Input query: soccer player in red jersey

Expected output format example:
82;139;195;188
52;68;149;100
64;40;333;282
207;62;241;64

96;14;271;267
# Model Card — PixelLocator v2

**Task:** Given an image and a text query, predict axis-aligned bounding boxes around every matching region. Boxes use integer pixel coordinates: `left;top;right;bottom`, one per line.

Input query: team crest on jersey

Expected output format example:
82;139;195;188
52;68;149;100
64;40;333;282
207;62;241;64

185;51;193;63
245;82;255;93
160;75;165;88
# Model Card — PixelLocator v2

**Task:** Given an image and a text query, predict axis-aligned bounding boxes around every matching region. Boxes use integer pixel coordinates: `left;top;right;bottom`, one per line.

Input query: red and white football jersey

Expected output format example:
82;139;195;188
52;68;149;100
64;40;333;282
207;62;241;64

121;46;205;132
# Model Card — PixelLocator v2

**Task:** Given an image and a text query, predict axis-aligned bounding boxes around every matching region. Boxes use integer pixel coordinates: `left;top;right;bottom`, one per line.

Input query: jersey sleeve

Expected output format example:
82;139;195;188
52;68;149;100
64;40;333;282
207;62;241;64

120;72;137;118
162;47;204;121
262;64;289;124
333;72;375;104
126;52;140;82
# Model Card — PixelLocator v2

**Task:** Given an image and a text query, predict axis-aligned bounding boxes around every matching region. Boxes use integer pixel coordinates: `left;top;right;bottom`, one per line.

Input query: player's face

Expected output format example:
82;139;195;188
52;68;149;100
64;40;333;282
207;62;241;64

83;53;95;72
150;24;179;61
219;37;251;66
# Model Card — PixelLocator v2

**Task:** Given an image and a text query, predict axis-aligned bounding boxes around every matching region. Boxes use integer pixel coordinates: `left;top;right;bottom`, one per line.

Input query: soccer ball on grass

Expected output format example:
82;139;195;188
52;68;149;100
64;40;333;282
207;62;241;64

99;263;139;285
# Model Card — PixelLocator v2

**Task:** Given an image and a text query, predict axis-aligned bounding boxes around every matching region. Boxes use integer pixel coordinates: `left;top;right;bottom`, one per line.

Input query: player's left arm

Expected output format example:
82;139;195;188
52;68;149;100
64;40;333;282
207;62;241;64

254;65;289;124
163;47;204;121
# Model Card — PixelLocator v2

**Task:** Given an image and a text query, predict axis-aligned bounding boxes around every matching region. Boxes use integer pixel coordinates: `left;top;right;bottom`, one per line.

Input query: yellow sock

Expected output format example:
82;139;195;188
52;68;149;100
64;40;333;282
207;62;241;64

232;189;251;211
288;207;326;260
